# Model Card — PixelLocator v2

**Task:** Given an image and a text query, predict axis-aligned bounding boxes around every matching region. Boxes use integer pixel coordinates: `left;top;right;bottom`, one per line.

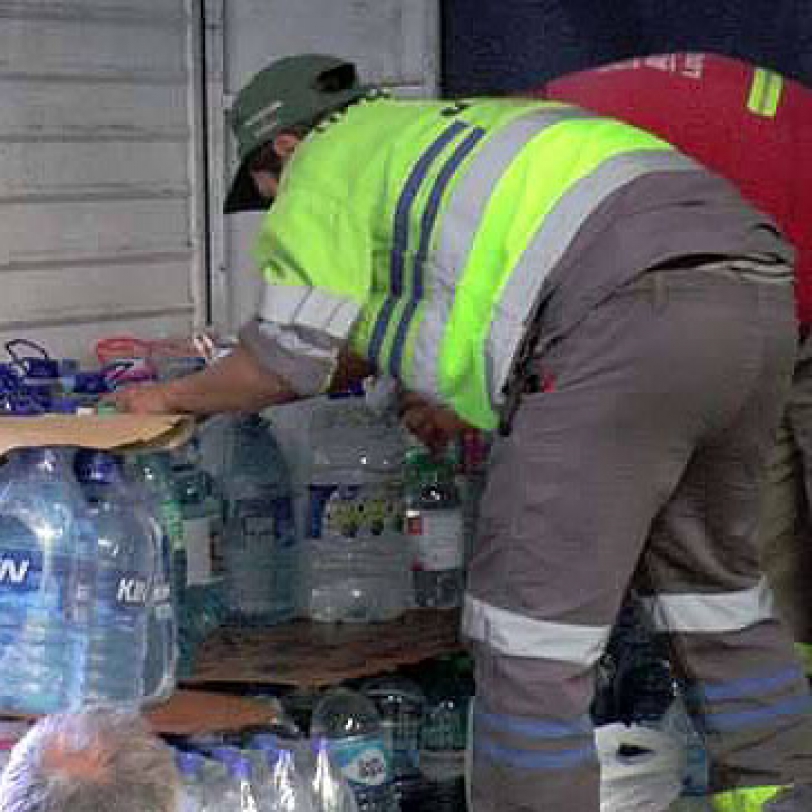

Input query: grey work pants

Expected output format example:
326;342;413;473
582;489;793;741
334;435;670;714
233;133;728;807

760;335;812;671
464;267;812;812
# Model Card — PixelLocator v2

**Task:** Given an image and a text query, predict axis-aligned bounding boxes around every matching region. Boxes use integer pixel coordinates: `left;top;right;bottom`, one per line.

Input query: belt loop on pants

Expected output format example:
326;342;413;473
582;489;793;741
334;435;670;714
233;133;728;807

651;271;667;312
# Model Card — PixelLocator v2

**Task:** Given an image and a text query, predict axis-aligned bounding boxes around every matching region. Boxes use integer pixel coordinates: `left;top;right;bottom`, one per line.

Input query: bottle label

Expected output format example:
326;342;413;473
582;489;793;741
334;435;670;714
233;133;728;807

160;500;185;552
233;497;296;549
308;483;403;541
0;548;43;592
408;509;464;571
329;734;390;788
381;719;421;775
0;541;84;619
151;582;171;604
96;569;150;609
182;516;214;586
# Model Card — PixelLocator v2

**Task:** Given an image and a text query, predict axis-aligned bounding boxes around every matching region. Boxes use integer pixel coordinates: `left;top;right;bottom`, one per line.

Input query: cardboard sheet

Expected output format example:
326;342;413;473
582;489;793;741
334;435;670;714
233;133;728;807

0;414;195;457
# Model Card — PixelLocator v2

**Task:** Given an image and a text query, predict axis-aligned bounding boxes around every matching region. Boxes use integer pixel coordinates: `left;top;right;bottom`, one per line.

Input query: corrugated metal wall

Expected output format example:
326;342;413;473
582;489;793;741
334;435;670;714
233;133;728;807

0;0;209;363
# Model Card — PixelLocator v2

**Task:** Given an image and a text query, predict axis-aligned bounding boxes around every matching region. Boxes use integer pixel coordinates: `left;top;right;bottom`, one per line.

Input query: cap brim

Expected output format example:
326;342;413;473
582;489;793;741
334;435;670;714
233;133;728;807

225;84;376;213
224;159;272;214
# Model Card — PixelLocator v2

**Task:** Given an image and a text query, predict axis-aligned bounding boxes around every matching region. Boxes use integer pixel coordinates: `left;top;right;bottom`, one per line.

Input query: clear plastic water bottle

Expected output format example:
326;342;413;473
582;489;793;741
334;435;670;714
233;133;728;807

210;749;261;812
171;445;226;675
176;750;208;812
142;502;176;705
403;451;465;609
0;447;90;714
361;676;425;782
311;687;399;812
263;741;317;812
222;414;298;625
664;684;710;806
74;448;156;707
418;657;474;812
129;452;180;704
311;736;360;812
305;392;411;624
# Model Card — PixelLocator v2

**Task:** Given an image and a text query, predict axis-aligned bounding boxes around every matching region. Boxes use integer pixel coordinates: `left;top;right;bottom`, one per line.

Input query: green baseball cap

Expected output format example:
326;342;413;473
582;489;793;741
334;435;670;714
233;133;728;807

225;54;372;213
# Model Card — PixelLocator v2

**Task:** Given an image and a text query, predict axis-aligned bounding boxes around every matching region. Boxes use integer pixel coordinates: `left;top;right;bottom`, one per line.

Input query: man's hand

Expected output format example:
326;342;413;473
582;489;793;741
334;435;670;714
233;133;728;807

399;391;472;453
105;383;178;415
104;343;297;416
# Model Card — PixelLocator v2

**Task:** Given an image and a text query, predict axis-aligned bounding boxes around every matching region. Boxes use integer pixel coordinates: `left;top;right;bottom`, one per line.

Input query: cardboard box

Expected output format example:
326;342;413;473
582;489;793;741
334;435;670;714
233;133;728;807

0;414;196;457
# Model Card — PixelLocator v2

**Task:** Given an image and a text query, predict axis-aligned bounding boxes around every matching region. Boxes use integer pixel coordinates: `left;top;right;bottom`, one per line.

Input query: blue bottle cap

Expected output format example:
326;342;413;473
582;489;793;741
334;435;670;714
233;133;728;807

1;397;42;416
175;750;205;777
207;745;241;765
49;397;80;415
20;357;60;380
64;372;109;395
248;732;279;752
230;755;253;781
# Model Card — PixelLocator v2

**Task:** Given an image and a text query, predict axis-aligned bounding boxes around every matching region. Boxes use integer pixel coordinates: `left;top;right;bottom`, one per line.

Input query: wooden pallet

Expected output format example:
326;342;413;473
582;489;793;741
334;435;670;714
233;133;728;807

145;689;279;734
182;609;463;689
0;690;279;736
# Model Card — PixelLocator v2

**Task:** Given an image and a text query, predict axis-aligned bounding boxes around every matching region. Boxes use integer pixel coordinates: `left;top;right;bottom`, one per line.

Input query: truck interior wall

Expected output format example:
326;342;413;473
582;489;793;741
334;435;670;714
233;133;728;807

441;0;812;96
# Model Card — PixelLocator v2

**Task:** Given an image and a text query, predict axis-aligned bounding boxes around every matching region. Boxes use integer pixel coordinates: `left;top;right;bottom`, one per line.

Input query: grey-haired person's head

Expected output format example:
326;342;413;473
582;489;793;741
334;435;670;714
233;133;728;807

0;709;179;812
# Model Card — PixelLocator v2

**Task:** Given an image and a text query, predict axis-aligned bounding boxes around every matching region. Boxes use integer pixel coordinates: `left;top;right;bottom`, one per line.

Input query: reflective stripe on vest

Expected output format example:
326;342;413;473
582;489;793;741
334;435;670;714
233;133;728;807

411;107;595;403
748;69;784;117
463;594;611;666
712;785;785;812
257;284;361;338
640;578;775;634
414;114;697;428
367;120;476;368
483;149;698;406
795;642;812;677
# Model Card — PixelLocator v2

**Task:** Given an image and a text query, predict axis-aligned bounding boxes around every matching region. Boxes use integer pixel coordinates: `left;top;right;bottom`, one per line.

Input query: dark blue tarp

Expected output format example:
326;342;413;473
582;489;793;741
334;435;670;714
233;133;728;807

441;0;812;95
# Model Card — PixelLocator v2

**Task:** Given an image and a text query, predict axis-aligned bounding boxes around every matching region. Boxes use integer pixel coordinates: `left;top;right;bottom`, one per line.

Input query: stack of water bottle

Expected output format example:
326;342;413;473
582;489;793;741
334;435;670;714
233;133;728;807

171;655;474;812
302;390;413;623
158;411;300;676
174;733;360;812
0;444;177;714
311;660;473;812
359;659;473;812
302;388;472;622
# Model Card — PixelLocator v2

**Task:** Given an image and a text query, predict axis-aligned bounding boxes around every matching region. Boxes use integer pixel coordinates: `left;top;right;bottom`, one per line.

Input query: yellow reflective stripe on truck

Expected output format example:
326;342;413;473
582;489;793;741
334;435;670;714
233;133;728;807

747;68;784;117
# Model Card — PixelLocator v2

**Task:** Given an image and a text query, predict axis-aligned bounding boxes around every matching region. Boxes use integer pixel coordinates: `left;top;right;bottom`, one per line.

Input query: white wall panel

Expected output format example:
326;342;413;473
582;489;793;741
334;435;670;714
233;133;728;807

0;142;189;193
6;199;190;259
0;0;206;364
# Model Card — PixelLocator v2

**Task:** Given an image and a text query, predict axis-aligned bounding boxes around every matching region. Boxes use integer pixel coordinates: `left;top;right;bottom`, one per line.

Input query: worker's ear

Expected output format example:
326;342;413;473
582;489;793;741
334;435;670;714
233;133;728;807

273;132;301;161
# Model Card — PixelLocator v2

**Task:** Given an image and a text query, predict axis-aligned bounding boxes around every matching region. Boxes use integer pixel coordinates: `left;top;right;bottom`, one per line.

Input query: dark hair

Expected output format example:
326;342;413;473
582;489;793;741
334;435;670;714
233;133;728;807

246;141;283;175
246;123;313;176
246;88;386;176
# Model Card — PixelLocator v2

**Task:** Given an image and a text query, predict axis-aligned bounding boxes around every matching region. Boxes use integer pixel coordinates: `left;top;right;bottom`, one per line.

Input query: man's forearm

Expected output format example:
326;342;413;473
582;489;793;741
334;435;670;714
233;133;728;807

161;342;298;415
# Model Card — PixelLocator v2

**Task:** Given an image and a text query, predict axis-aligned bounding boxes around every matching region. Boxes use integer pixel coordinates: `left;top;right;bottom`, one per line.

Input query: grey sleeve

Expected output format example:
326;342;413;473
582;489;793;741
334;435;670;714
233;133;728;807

238;318;340;397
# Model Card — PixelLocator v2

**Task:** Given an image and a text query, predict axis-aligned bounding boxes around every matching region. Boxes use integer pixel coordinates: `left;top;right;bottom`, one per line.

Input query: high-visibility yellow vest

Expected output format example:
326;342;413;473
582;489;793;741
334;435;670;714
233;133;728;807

253;96;696;429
